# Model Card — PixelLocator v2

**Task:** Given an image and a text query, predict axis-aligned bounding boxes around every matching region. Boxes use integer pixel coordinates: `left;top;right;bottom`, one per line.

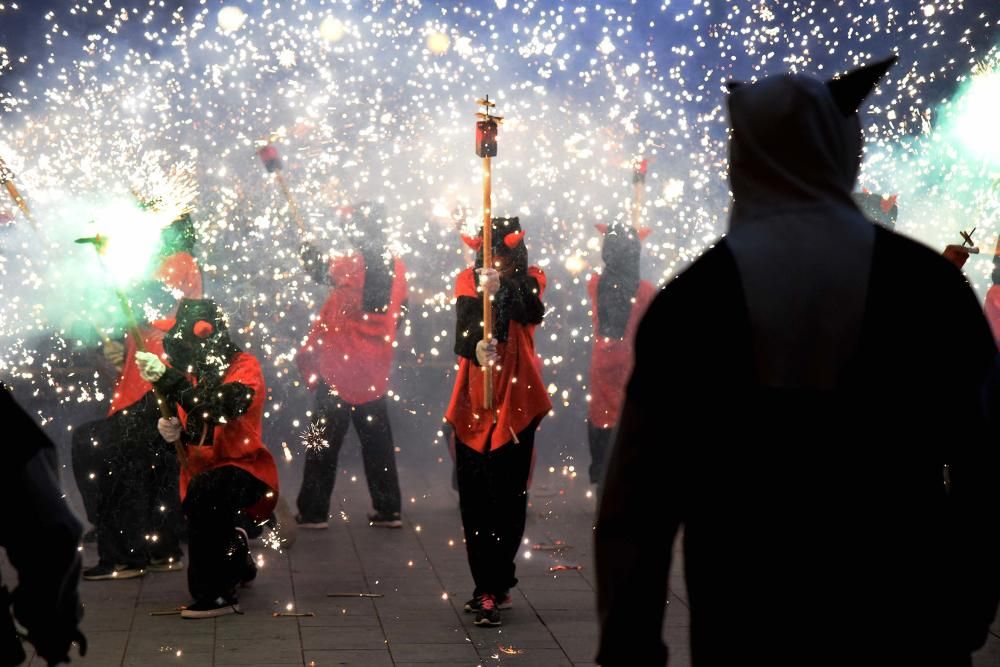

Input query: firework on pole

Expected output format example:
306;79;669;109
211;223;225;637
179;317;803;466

475;95;503;413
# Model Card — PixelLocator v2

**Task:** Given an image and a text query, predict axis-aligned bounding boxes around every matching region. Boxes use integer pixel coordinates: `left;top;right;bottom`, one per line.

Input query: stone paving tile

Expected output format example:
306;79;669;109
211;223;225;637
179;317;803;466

386;642;479;662
10;446;998;667
300;626;389;650
301;649;394;666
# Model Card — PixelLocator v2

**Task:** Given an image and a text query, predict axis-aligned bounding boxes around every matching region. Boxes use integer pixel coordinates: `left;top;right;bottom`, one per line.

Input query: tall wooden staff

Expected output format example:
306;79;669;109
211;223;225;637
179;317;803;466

476;96;502;412
258;141;308;234
76;234;187;468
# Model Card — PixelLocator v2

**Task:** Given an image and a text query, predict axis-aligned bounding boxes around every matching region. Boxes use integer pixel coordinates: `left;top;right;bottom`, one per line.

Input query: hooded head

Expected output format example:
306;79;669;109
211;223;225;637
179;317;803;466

160;213;197;256
723;57;896;389
467;216;528;279
595;222;646;339
338;201;394;313
599;222;642;277
726;56;896;217
339;201;388;252
163;298;238;376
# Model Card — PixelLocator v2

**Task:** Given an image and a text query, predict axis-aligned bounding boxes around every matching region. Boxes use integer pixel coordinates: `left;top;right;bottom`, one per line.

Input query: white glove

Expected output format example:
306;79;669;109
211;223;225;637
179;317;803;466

135;350;166;383
158;417;182;443
475;338;498;367
477;267;501;297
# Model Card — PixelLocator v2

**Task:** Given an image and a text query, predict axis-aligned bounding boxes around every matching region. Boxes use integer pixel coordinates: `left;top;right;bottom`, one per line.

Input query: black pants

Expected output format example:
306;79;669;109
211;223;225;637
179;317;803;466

455;425;536;598
75;393;183;565
587;421;614;485
296;391;401;520
183;465;266;602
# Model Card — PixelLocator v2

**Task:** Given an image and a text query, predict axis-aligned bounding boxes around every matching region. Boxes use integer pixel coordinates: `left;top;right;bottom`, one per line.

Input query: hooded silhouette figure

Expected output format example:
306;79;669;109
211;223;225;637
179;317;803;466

596;57;1000;666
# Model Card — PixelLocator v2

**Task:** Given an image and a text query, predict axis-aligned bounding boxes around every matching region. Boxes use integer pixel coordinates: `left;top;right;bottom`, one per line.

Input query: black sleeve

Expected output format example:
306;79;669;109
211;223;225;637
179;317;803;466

594;301;675;667
300;242;331;285
502;275;545;325
454;295;483;364
1;391;85;665
155;367;255;424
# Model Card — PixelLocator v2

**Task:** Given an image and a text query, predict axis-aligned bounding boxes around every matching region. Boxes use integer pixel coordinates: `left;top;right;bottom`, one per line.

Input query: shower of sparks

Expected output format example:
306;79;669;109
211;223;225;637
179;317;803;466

0;1;994;512
300;421;329;451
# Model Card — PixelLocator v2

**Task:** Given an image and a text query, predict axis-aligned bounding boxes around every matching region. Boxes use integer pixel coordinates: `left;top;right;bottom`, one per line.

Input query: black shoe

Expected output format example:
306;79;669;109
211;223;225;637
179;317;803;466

464;593;513;613
295;514;329;529
473;593;502;626
83;561;145;581
148;553;184;572
180;595;241;619
367;511;402;528
235;528;257;587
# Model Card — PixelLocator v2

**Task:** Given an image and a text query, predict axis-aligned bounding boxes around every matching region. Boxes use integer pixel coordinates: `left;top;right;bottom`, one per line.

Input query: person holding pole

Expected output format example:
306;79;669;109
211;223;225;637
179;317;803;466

586;220;656;487
136;298;279;618
294;201;408;529
446;214;550;627
446;99;551;627
78;213;202;580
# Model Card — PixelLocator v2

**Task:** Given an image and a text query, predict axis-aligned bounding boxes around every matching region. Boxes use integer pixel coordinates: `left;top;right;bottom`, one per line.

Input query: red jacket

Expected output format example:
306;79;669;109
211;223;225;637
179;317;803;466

446;266;552;453
985;285;1000;345
177;352;279;521
108;252;202;416
587;273;657;428
297;254;408;405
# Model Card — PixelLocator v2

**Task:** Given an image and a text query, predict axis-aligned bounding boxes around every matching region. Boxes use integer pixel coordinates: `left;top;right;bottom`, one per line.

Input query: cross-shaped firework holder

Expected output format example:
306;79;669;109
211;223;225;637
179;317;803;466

476;96;503;413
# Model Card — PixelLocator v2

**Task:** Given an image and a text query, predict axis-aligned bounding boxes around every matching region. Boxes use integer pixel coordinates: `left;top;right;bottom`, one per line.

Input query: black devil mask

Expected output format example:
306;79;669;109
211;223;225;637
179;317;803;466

464;216;528;277
163;298;238;376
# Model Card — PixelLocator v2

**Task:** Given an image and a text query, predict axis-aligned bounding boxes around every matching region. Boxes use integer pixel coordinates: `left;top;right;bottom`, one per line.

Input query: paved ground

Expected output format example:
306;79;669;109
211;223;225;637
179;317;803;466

5;437;1000;666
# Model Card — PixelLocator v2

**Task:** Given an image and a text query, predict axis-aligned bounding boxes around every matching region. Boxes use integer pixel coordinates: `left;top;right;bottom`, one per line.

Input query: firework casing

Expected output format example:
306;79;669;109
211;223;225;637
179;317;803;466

476;119;498;158
258;145;283;173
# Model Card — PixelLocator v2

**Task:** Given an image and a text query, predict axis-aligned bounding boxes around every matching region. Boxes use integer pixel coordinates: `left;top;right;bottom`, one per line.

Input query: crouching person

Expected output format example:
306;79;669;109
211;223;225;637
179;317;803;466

136;298;279;619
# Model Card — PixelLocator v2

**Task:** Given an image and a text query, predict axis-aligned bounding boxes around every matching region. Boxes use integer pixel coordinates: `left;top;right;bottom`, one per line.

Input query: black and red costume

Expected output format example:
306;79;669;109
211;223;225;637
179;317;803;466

295;202;407;525
150;298;279;607
446;217;551;613
74;214;203;574
586;223;656;484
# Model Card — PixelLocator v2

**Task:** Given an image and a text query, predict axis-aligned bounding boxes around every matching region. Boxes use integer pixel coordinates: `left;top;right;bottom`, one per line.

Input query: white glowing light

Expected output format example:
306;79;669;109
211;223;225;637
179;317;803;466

217;6;247;33
427;32;450;55
952;70;1000;164
320;16;346;43
564;255;586;275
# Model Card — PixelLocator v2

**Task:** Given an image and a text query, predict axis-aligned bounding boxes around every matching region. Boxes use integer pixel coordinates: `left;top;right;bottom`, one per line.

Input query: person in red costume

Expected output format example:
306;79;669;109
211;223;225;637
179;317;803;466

586;222;657;486
295;202;408;528
985;235;1000;343
446;216;551;627
76;213;203;580
136;298;279;619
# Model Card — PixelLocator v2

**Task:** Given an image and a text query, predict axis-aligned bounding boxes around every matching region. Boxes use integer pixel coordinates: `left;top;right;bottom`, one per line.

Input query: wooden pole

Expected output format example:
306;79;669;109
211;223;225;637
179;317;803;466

273;170;308;234
482;156;494;412
114;289;188;469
